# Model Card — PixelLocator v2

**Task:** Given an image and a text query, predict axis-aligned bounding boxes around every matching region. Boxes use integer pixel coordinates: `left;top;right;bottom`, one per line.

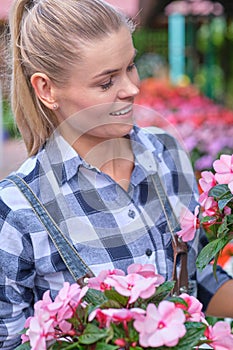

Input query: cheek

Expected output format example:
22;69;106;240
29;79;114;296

77;90;116;109
58;94;96;119
133;70;141;88
61;102;115;131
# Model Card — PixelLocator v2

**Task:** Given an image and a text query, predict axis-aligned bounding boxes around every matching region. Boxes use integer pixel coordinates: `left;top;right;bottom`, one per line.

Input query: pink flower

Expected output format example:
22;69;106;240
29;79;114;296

21;333;30;344
89;307;145;328
177;206;199;242
177;293;203;322
127;263;159;278
88;308;110;328
55;282;87;311
213;154;233;185
53;282;88;332
23;291;58;349
134;301;186;347
105;273;164;303
199;171;217;206
87;269;125;291
115;338;127;347
23;282;88;348
204;321;233;349
202;196;218;217
199;170;217;193
224;206;231;215
25;308;55;350
34;290;58;317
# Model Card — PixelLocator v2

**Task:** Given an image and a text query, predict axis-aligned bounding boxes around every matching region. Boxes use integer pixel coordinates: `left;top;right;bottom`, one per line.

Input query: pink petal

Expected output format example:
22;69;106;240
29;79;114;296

215;173;233;185
199;171;216;192
212;321;232;337
127;263;142;274
59;320;72;333
213;155;233;173
177;226;196;242
148;330;164;347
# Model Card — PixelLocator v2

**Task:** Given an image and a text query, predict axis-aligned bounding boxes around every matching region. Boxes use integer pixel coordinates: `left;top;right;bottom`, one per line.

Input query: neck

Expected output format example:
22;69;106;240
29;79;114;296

77;135;134;191
58;125;135;191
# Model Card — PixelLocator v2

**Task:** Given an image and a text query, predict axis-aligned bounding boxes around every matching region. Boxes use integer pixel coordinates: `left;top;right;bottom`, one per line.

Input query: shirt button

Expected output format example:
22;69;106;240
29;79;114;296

83;277;89;285
128;209;136;219
145;248;152;257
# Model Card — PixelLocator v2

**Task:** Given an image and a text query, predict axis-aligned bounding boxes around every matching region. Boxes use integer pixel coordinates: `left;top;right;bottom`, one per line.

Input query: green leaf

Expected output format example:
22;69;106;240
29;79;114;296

84;289;107;305
49;341;80;349
209;184;230;198
170;323;206;350
168;296;188;307
95;343;118;350
110;322;126;340
217;216;229;237
147;281;175;304
78;324;109;345
155;281;175;297
196;237;230;271
100;299;123;309
201;215;216;223
218;195;233;210
212;251;220;280
205;315;224;325
226;214;233;224
104;289;128;307
15;343;31;350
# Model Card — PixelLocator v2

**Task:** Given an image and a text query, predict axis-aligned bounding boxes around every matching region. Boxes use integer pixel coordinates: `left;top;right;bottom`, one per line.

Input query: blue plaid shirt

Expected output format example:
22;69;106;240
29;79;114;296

0;125;231;349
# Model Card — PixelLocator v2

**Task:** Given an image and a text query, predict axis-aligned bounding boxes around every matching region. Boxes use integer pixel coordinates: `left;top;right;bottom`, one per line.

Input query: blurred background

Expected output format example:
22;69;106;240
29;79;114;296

1;0;233;177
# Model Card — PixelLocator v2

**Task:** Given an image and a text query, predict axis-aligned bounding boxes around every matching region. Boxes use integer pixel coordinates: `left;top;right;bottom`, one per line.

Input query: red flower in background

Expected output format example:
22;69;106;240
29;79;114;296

217;243;233;268
135;78;233;171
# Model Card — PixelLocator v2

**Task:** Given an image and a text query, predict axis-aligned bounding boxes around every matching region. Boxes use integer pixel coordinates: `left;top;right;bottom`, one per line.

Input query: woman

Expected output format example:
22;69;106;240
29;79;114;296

0;0;232;348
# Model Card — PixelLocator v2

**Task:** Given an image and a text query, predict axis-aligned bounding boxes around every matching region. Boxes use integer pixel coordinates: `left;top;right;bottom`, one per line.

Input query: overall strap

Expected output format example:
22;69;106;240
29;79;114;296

7;174;94;286
151;173;188;295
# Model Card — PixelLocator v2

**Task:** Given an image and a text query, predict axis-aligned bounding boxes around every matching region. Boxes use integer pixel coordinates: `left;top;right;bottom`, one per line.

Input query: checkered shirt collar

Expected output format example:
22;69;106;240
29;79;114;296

42;125;162;186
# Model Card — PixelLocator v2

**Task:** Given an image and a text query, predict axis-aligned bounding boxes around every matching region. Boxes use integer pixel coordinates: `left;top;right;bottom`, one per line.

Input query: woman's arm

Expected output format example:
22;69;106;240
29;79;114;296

206;279;233;318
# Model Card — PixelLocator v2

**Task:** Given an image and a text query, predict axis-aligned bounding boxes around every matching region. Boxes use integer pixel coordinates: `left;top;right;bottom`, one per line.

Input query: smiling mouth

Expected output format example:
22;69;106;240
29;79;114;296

109;105;133;116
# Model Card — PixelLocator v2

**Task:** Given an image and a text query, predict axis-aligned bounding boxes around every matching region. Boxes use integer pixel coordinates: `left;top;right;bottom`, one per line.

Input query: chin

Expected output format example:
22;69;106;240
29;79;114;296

106;123;134;139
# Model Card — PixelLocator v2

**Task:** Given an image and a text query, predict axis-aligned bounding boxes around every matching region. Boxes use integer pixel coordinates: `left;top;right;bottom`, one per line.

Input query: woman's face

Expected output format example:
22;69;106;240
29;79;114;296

54;25;140;141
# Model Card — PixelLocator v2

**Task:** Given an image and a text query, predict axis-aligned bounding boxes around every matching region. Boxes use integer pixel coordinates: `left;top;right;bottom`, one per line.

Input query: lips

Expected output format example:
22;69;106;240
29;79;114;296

109;104;133;116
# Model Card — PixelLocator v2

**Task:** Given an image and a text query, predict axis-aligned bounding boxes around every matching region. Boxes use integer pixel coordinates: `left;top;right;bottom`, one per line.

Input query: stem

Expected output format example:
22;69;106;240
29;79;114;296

123;320;129;338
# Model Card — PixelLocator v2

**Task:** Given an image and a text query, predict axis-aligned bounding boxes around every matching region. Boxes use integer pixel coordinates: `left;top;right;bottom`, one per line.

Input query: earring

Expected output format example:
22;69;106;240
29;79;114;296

53;103;59;110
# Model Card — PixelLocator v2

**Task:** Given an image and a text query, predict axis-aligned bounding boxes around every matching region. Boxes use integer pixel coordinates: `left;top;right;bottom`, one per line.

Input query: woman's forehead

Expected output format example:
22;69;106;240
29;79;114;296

75;27;135;73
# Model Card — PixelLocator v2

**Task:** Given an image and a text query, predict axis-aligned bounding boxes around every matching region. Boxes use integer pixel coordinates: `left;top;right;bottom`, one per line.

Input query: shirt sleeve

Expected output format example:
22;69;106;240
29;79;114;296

196;226;232;311
0;194;35;349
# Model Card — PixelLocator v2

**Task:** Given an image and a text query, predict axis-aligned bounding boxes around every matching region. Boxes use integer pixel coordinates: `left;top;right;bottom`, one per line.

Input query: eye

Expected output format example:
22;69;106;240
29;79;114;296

127;63;136;72
100;77;113;91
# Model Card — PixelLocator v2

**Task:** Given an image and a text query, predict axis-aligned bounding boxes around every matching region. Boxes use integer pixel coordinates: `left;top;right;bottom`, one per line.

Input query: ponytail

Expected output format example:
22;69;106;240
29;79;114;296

9;0;57;156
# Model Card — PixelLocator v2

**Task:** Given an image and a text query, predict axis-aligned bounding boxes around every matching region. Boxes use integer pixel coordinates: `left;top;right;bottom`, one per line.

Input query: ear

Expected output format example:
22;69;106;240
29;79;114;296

30;73;57;110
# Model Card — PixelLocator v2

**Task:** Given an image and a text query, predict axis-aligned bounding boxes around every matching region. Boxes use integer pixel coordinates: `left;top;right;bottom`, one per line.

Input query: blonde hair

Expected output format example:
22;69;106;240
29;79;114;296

9;0;134;156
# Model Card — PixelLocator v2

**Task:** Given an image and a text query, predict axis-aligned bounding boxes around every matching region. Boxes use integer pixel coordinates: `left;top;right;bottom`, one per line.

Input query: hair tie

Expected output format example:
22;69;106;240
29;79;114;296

25;0;36;11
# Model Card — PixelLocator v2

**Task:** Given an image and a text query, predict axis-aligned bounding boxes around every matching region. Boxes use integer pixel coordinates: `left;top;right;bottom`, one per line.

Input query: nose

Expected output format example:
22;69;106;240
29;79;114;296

118;76;140;100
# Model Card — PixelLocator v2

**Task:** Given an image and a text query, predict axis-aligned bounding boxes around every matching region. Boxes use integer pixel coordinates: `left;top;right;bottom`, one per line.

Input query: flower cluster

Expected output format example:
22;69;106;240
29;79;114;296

16;263;233;350
177;154;233;274
135;78;233;171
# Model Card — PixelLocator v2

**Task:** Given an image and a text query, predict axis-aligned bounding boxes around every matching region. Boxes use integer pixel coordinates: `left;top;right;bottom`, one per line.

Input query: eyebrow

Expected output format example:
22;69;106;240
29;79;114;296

93;49;138;79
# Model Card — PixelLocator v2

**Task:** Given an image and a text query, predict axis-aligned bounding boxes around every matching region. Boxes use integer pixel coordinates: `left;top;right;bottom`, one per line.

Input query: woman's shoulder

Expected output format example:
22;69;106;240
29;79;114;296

134;125;194;181
1;153;39;183
0;151;42;208
134;125;187;153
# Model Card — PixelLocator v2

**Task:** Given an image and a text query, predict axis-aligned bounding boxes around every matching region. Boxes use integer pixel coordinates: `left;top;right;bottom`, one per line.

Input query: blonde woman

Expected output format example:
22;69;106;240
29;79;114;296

0;0;232;348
